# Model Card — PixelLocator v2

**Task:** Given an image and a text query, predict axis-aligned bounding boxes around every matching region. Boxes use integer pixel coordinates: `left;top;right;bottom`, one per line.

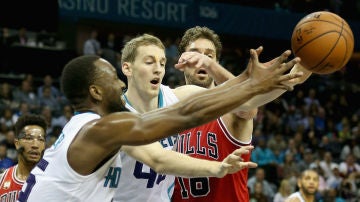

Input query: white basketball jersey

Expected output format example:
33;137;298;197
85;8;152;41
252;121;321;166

287;192;306;202
114;85;178;202
18;112;122;202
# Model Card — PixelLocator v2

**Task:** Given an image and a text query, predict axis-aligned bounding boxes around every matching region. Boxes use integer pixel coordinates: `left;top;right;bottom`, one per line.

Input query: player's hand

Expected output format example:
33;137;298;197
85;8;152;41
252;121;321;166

216;146;257;178
244;46;264;77
175;52;215;71
247;49;303;92
285;63;312;86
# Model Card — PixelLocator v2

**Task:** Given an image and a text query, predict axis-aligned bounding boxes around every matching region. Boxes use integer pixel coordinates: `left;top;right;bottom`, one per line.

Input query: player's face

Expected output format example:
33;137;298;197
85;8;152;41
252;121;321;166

15;125;46;164
96;59;128;113
184;38;216;88
128;45;166;98
298;170;319;196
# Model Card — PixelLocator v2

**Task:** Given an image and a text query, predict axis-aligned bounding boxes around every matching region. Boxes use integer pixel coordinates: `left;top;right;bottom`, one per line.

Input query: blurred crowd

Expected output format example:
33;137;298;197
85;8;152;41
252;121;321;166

1;32;359;200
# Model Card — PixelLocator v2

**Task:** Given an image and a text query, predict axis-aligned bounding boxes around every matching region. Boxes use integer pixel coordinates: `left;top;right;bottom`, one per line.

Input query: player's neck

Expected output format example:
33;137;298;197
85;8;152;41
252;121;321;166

124;90;161;113
16;160;35;181
300;191;315;202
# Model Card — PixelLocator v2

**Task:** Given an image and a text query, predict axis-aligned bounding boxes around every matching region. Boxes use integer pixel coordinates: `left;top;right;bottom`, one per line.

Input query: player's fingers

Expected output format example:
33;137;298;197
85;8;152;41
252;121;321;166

229;162;258;172
249;49;260;66
186;54;201;65
285;57;301;71
195;58;204;68
275;57;300;76
174;63;186;71
264;57;278;67
279;72;304;84
272;50;291;68
232;146;254;156
177;52;194;64
227;154;243;162
273;84;294;91
243;162;258;168
255;46;263;56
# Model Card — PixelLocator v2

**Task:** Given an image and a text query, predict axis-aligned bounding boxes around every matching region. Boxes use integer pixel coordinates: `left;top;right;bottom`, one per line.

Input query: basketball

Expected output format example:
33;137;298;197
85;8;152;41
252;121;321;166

291;11;354;74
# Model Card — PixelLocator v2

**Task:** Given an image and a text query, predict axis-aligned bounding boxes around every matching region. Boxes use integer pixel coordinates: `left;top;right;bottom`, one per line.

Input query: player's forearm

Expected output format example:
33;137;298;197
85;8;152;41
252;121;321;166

232;64;312;111
206;61;236;85
123;144;223;178
152;150;222;177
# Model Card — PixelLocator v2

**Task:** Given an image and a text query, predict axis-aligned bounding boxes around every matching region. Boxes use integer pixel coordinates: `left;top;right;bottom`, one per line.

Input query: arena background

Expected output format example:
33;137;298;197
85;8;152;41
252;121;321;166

0;0;359;200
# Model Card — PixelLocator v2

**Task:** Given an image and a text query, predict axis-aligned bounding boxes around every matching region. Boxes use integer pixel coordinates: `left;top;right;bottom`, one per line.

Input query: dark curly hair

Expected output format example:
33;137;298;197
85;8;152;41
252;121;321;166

14;114;47;138
178;26;222;60
61;55;100;106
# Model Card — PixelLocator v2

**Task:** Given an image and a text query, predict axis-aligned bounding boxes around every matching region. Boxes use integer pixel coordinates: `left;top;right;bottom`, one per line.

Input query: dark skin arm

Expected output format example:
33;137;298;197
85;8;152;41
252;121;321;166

68;49;302;175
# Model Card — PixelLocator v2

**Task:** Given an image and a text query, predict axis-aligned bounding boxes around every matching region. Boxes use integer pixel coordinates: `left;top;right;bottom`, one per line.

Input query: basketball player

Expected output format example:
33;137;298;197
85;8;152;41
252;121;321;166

285;169;319;202
171;26;312;202
19;49;302;201
114;34;257;202
114;32;311;201
0;114;47;202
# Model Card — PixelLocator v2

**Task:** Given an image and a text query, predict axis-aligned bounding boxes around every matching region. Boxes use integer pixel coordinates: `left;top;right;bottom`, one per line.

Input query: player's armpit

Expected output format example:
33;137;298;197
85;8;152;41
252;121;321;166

234;108;258;120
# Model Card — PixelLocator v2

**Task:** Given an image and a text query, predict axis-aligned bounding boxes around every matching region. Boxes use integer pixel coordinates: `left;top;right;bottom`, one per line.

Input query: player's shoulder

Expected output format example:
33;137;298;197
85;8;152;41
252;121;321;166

285;193;302;202
0;165;14;184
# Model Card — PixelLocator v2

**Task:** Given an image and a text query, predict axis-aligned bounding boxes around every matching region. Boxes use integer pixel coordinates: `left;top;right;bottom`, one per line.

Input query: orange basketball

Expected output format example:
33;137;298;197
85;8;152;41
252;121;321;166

291;11;354;74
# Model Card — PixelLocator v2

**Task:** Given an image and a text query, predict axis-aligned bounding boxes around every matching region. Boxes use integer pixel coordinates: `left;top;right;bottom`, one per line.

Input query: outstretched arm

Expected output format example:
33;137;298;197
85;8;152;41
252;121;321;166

175;46;264;85
232;63;312;111
70;48;302;175
122;143;257;178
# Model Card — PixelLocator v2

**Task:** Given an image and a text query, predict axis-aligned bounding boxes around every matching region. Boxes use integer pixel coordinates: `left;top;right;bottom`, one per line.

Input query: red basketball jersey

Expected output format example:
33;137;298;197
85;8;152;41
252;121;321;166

172;118;251;202
0;165;24;202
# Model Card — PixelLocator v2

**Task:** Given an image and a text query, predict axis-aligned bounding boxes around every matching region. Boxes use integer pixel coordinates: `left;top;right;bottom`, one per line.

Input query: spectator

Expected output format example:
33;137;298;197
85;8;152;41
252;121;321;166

274;179;292;202
251;136;277;167
11;102;30;123
326;165;343;190
37;75;62;100
319;151;339;180
101;33;125;83
0;108;15;131
267;132;287;153
0;83;17;111
83;29;102;56
248;168;276;200
12;80;38;112
39;106;56;136
250;181;268;202
338;154;360;178
0;130;17;162
320;188;346;202
304;88;321;110
52;104;73;128
38;86;61;114
280;152;300;182
0;142;15;173
297;148;315;172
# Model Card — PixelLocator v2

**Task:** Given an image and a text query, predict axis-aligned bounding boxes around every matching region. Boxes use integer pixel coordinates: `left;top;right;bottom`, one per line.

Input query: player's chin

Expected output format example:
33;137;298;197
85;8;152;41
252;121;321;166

26;156;42;163
307;188;317;194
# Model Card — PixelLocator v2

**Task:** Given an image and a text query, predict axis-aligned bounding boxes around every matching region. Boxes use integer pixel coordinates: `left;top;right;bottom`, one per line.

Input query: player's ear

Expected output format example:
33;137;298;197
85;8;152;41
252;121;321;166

89;85;102;102
14;139;20;149
297;178;301;188
122;62;132;76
